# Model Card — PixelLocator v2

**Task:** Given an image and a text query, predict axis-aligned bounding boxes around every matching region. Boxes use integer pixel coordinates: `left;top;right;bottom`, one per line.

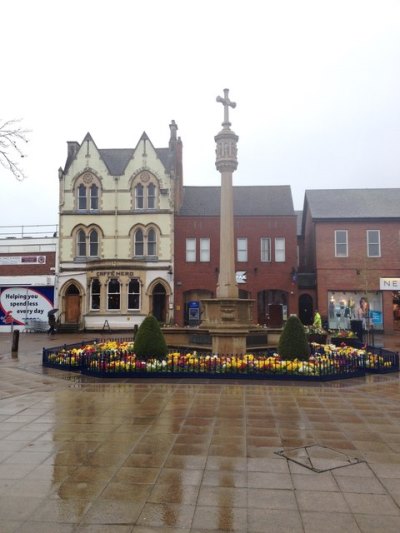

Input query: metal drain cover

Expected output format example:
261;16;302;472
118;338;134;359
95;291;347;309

275;444;364;473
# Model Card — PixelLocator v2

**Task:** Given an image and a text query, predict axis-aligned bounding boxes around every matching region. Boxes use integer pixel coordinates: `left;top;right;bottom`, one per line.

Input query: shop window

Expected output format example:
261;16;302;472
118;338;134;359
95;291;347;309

107;278;120;310
128;279;141;310
90;278;101;310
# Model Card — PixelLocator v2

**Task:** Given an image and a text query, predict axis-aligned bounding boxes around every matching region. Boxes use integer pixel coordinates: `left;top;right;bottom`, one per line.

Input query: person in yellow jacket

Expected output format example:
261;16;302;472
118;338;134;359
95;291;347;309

313;310;322;329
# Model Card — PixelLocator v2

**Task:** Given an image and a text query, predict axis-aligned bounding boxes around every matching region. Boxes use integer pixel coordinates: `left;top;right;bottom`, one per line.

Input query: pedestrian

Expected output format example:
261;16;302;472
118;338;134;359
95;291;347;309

48;313;56;336
313;309;322;329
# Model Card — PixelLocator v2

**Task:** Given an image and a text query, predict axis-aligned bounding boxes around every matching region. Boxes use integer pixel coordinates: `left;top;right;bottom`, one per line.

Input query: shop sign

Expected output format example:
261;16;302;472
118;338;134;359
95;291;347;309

380;278;400;290
0;286;54;326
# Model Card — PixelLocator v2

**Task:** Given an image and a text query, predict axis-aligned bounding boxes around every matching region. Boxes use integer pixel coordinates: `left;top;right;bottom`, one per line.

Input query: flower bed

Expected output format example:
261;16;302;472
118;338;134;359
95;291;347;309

42;339;399;380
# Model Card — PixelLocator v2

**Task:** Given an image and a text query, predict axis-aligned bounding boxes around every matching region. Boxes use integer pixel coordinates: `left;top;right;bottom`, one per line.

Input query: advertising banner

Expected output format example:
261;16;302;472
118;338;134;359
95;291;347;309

0;286;54;327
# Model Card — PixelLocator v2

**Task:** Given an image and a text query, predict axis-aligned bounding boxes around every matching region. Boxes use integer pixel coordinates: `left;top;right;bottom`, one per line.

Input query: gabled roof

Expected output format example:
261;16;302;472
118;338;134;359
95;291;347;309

305;189;400;219
178;185;294;216
64;132;172;176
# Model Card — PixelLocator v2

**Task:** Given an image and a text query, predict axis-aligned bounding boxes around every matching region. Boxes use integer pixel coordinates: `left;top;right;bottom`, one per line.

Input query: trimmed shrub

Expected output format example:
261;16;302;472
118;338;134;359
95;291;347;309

134;314;168;360
278;315;310;361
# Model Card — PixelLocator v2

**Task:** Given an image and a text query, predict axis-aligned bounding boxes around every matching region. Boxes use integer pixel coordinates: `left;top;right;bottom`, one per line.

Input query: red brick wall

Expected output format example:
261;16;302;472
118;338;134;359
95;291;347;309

0;252;56;276
308;221;400;330
174;215;298;325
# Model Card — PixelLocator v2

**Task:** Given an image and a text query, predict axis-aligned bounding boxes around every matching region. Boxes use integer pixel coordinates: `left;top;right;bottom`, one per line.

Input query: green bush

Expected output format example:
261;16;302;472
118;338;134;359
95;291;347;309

278;315;310;361
134;314;168;360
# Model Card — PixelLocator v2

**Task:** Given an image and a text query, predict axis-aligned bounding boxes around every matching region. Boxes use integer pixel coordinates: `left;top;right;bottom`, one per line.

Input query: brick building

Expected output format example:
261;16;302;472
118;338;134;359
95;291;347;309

174;185;298;327
300;189;400;333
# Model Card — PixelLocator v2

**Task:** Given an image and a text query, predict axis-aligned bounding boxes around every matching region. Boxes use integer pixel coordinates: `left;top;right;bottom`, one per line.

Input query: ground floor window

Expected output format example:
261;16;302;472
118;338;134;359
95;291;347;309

128;279;140;310
327;290;383;330
107;279;120;310
393;291;400;330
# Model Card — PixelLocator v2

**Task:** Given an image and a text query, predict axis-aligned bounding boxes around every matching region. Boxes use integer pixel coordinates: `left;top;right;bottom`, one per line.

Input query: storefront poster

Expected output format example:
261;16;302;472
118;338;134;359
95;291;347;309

327;291;383;330
0;286;54;326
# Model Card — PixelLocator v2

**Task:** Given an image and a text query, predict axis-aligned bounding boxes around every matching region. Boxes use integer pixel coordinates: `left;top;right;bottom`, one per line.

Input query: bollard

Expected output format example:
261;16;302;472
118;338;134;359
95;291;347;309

12;330;20;358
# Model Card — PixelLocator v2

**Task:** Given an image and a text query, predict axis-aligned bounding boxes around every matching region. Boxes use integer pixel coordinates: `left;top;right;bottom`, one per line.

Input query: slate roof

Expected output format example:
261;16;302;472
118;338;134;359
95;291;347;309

99;149;134;175
305;189;400;219
64;134;172;175
178;186;294;216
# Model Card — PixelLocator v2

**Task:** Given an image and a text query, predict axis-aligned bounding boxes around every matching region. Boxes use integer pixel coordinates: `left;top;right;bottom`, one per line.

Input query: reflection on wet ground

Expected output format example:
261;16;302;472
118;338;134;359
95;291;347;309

0;332;400;531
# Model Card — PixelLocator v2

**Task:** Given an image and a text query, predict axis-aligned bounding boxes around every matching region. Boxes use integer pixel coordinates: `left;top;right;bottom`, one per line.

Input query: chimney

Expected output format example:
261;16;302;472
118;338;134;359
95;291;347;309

67;141;80;160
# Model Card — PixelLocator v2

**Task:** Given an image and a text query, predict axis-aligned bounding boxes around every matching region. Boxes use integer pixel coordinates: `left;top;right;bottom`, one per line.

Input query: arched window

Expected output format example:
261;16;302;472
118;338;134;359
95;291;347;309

134;229;144;256
78;184;87;210
135;184;144;209
89;230;99;257
128;279;140;310
147;228;157;256
91;278;101;310
90;184;99;210
77;229;86;256
107;278;120;310
76;176;101;211
148;183;156;209
75;227;101;259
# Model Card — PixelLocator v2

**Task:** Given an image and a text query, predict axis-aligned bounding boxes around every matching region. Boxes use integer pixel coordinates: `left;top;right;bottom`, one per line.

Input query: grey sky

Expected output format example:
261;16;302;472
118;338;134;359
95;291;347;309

2;0;400;228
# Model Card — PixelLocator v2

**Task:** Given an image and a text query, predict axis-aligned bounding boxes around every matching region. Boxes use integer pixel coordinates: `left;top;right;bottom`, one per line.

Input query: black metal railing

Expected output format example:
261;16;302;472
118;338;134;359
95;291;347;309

41;337;400;381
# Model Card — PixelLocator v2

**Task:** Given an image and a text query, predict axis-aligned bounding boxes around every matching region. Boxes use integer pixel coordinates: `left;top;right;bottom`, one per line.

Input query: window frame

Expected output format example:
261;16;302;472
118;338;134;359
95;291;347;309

135;184;144;209
107;278;120;310
237;238;248;262
335;230;348;257
367;229;381;257
260;237;271;262
128;278;141;310
90;278;101;310
147;228;157;257
200;238;210;262
274;237;286;262
186;238;196;262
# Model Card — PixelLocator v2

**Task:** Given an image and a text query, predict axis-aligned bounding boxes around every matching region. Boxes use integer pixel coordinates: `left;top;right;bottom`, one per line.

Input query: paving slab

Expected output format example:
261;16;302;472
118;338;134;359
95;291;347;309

0;332;399;531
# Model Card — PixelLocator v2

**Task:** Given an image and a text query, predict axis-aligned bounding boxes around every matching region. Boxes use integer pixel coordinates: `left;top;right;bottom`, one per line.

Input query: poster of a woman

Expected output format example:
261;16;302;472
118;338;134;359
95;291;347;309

357;297;369;329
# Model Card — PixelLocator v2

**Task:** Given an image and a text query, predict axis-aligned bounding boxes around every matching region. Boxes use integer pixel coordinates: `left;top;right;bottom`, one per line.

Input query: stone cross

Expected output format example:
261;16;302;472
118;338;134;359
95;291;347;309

216;88;236;128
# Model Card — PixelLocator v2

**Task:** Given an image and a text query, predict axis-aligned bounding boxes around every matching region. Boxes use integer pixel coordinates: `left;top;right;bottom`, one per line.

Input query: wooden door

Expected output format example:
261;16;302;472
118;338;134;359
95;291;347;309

267;304;283;327
65;294;80;323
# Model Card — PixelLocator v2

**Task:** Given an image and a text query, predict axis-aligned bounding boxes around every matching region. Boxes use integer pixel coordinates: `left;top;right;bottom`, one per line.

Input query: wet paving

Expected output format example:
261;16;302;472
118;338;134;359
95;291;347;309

0;332;400;531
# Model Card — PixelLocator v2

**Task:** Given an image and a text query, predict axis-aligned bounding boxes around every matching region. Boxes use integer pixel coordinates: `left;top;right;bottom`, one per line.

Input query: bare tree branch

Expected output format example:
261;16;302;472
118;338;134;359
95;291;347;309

0;119;30;180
